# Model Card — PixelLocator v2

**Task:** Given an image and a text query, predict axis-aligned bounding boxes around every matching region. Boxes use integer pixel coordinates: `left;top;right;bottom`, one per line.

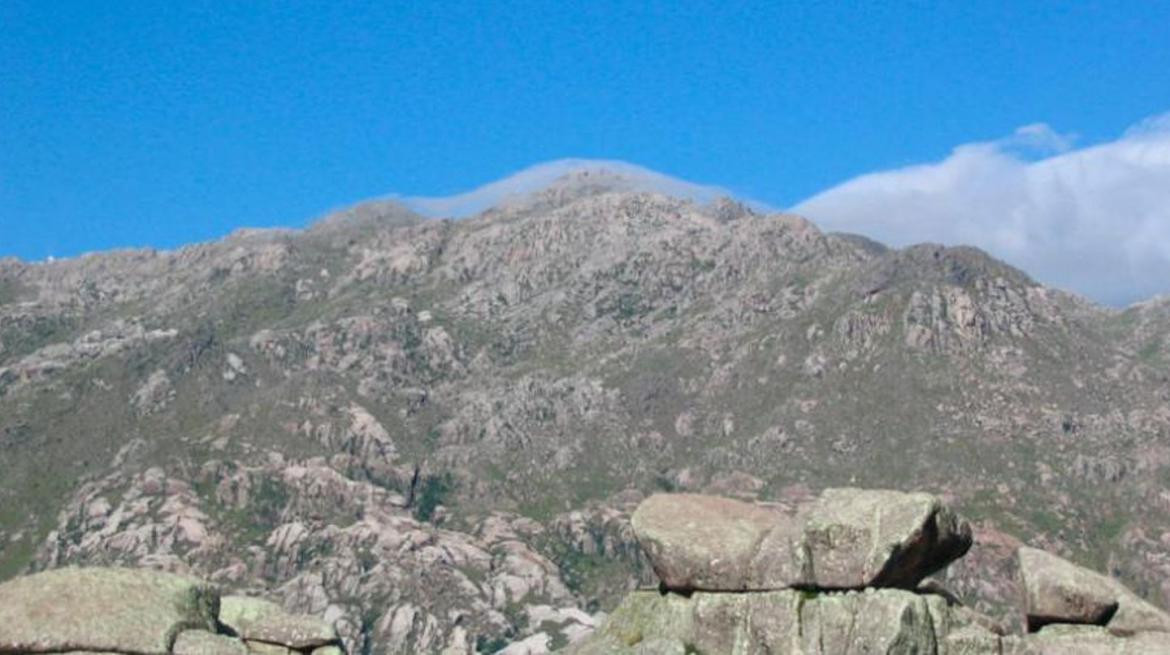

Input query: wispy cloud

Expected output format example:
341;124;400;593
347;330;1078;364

398;159;750;218
793;113;1170;306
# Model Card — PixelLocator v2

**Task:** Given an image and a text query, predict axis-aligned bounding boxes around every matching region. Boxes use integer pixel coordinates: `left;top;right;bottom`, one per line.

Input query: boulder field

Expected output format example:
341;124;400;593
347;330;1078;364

0;567;344;654
567;488;1170;654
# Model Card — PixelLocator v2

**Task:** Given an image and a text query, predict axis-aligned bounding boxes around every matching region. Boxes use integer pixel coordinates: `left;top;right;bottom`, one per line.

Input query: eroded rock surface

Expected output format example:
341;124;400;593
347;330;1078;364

633;488;972;592
0;567;343;655
1019;546;1170;636
0;567;217;654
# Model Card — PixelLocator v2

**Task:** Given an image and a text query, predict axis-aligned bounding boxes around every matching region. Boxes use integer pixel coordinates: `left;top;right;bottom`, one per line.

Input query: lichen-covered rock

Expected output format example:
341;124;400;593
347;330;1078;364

219;595;339;649
565;588;942;654
242;642;297;655
632;489;972;592
798;588;939;653
1018;547;1170;635
1004;624;1170;654
943;624;1004;655
798;488;972;589
0;567;218;654
173;629;250;654
220;596;288;632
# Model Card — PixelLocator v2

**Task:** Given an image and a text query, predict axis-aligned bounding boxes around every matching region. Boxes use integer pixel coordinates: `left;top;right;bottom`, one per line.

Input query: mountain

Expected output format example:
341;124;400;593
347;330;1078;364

396;159;763;217
1;167;1168;652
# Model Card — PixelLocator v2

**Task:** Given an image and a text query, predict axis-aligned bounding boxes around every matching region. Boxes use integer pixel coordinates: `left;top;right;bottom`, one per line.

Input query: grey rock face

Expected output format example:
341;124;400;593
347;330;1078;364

798;488;973;589
0;567;344;655
218;595;339;648
632;488;972;592
1018;547;1170;636
173;629;251;654
0;567;218;654
565;588;942;654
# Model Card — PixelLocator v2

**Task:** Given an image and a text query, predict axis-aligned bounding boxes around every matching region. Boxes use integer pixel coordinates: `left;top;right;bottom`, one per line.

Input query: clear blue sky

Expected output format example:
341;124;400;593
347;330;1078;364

2;1;1169;261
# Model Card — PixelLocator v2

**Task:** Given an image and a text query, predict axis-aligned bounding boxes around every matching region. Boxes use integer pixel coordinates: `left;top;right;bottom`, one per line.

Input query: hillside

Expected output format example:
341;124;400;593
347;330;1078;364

2;169;1169;652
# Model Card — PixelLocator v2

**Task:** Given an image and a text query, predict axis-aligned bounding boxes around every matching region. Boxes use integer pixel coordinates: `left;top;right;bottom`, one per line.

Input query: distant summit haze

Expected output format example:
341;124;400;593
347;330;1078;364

394;159;769;218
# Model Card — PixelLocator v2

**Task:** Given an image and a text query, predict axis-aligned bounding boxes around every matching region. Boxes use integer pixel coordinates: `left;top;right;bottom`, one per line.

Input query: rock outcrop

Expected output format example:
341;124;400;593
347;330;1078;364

568;491;1170;654
1018;547;1170;636
632;488;972;592
0;567;343;654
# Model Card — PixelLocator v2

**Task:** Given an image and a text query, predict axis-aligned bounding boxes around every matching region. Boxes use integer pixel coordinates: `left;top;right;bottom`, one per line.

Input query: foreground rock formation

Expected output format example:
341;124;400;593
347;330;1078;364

567;490;1170;654
0;567;343;654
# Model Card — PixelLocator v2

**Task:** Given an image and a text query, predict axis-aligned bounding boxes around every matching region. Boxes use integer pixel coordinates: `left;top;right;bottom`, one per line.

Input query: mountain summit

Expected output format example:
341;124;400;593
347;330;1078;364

396;159;765;217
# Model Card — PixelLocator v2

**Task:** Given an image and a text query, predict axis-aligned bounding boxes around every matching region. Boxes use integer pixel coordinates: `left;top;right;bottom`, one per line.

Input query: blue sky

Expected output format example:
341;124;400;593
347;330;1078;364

2;2;1169;303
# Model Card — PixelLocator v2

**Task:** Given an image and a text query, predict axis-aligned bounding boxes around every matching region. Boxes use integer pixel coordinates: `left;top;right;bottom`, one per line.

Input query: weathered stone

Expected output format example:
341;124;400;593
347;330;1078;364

1106;591;1170;636
1018;547;1120;631
1005;624;1170;655
173;630;250;655
631;493;779;591
567;587;943;654
630;639;686;655
0;566;218;654
942;624;1003;655
1018;547;1170;635
243;642;296;654
632;489;972;592
311;646;346;655
797;488;972;589
798;588;938;654
219;596;287;634
220;595;339;649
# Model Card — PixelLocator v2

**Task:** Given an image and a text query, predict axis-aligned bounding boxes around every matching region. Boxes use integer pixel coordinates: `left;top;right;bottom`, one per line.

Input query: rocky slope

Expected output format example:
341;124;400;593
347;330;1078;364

2;168;1169;652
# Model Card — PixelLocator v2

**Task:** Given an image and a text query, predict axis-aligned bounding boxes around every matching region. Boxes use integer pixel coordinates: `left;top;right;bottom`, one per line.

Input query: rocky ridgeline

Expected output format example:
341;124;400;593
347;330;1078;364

0;567;344;654
567;489;1170;654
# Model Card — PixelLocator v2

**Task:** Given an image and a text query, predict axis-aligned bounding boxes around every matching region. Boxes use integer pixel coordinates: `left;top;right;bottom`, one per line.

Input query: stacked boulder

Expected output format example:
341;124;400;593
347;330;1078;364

565;489;1170;654
0;567;344;654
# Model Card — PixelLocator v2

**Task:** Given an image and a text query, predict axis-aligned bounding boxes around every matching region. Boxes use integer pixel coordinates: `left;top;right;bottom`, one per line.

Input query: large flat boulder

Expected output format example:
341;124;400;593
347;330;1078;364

219;595;339;649
1018;547;1170;635
0;567;218;654
632;488;972;592
631;493;781;591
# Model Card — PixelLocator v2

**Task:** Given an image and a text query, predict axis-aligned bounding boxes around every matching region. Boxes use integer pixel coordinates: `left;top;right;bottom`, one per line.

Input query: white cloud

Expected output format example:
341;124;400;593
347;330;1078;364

792;113;1170;306
399;158;741;218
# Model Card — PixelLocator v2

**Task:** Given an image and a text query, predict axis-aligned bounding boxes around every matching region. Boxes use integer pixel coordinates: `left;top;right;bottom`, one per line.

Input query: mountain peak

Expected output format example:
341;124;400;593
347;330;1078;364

396;159;767;217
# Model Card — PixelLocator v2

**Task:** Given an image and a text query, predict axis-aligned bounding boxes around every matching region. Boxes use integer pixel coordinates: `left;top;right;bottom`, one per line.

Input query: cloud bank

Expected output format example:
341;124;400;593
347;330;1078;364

400;159;743;218
793;113;1170;306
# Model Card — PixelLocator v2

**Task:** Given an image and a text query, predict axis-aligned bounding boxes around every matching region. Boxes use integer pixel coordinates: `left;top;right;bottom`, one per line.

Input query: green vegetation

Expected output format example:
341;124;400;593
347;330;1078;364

413;473;454;522
475;635;510;653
